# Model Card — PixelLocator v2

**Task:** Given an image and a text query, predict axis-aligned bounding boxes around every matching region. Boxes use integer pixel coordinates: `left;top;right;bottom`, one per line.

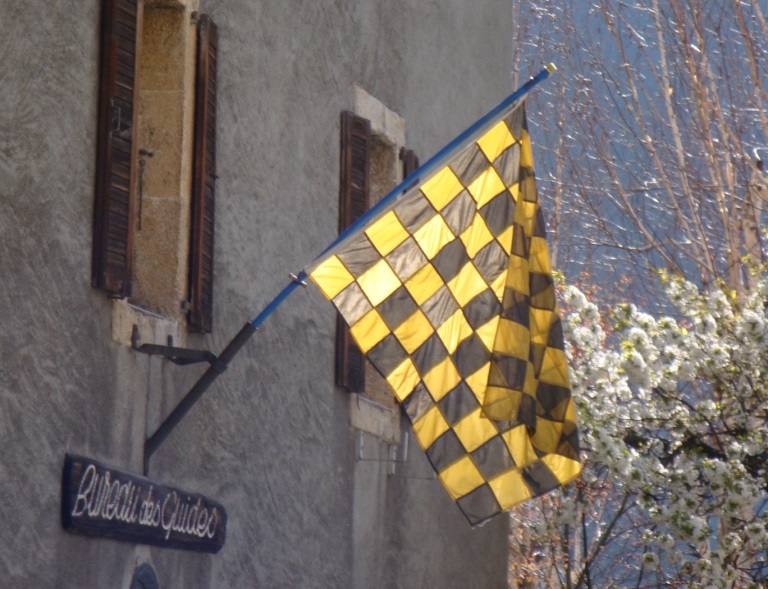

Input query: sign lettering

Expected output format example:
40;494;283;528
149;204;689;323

61;454;226;553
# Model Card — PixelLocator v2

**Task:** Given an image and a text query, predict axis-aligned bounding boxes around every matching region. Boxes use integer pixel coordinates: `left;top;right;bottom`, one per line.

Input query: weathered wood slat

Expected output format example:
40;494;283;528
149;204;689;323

92;0;143;297
335;111;371;392
188;14;218;333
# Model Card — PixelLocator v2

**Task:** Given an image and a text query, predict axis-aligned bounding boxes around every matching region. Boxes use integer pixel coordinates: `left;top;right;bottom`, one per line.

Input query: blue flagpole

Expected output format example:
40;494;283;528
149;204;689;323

143;66;555;472
252;64;556;326
313;64;556;261
250;274;307;328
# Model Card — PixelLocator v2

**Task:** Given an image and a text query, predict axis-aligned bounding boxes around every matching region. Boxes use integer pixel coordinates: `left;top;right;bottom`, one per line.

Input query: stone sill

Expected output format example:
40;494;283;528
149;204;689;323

111;298;187;349
349;393;401;445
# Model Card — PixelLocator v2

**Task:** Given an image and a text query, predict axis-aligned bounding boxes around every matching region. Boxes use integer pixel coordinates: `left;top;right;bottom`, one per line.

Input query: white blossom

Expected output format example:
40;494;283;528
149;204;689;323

722;532;743;554
642;552;659;568
563;285;589;311
531;275;768;587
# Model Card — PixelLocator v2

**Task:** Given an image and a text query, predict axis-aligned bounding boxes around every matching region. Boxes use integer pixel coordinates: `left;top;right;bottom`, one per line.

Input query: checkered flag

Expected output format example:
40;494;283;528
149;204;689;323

309;98;581;526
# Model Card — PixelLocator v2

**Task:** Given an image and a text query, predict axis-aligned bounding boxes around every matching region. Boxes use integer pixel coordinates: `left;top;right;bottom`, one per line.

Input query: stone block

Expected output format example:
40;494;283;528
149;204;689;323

140;6;191;92
349;393;401;445
138;89;185;197
132;197;187;317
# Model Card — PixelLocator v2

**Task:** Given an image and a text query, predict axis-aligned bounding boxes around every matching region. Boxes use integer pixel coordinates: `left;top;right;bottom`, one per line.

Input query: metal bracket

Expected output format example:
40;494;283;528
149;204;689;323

139;322;258;475
356;430;411;477
132;326;217;366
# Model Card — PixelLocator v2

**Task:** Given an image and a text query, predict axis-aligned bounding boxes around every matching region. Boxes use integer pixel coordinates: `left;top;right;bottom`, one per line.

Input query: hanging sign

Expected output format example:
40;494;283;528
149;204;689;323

61;454;226;553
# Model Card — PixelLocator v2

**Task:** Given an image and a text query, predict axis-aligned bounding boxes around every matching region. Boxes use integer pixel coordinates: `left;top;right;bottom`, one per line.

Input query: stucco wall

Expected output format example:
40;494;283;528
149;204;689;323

0;1;514;587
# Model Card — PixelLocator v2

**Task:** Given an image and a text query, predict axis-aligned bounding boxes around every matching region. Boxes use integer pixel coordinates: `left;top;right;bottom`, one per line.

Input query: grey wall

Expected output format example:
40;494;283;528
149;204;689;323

1;1;514;587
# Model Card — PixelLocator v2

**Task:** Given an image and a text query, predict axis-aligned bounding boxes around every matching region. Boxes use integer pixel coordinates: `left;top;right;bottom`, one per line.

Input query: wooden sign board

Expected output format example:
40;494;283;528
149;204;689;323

61;454;226;553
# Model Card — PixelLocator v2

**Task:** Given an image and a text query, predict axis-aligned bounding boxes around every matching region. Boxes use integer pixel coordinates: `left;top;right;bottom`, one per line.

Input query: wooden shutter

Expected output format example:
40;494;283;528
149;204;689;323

92;0;143;297
400;147;420;179
336;111;370;392
188;14;218;333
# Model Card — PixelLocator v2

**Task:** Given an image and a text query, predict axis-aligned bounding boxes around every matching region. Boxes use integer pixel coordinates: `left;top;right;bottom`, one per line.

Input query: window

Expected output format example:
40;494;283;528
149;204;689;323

336;90;419;413
91;0;217;334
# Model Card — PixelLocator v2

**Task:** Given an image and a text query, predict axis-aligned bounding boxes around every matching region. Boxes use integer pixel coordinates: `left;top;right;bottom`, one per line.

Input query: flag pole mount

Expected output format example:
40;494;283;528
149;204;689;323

289;272;308;286
138;321;258;475
139;66;555;475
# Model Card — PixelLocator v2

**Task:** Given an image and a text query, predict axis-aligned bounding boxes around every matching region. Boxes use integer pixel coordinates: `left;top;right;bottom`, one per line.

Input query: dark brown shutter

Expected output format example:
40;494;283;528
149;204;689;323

188;14;218;333
335;111;370;392
92;0;143;297
400;147;420;179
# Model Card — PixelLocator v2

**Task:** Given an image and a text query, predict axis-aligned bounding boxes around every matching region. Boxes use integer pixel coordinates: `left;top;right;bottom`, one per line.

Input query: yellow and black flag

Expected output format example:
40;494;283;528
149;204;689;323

308;93;581;526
